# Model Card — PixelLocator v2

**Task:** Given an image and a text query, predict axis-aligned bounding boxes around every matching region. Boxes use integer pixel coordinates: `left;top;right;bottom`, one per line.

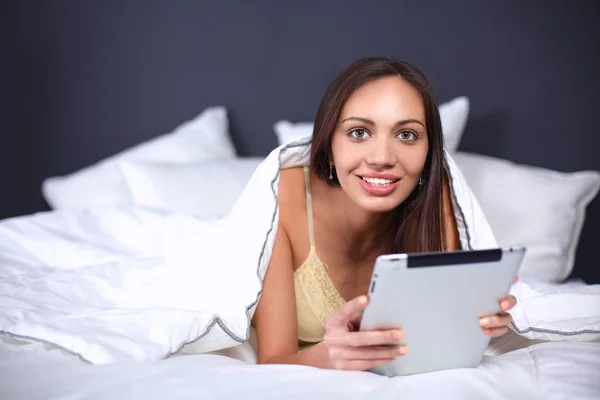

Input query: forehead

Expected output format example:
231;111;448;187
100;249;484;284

340;75;425;121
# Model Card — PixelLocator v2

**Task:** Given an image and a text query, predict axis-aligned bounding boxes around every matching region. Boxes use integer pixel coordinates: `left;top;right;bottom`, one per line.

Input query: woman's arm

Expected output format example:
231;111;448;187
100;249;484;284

252;225;305;364
252;168;335;368
252;223;338;367
252;219;333;367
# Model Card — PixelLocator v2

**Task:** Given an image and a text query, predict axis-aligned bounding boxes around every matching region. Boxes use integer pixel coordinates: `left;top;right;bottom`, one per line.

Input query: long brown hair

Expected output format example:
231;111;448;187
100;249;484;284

310;57;447;253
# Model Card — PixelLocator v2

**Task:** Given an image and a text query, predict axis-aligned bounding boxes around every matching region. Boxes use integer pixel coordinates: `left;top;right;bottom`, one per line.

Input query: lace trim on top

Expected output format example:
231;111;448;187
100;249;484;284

294;247;346;343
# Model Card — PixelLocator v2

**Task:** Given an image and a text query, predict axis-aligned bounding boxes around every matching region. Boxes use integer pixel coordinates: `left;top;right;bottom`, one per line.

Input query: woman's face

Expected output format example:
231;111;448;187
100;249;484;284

330;75;429;213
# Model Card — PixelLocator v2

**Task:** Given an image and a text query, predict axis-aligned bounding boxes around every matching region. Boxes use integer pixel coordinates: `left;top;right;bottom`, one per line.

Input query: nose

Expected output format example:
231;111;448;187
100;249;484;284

365;135;396;168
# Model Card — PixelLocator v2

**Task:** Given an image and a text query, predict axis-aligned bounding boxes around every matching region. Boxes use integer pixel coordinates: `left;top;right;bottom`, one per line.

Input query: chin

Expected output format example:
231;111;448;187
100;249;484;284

357;197;403;214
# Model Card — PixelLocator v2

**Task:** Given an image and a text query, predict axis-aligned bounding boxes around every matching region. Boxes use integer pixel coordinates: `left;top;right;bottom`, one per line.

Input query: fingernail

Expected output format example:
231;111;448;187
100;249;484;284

394;331;402;340
501;301;510;310
480;318;489;327
400;346;409;355
359;296;368;305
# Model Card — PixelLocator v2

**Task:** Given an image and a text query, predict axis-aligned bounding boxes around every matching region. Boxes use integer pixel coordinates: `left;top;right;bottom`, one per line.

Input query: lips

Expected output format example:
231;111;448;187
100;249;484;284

356;175;401;196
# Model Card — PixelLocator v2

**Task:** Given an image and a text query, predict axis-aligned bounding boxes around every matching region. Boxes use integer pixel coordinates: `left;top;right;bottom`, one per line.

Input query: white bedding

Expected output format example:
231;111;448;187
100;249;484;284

1;337;599;399
1;140;600;398
0;140;507;364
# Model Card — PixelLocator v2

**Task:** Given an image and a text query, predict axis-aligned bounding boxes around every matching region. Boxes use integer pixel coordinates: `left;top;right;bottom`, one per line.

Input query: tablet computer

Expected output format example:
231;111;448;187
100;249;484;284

359;246;525;377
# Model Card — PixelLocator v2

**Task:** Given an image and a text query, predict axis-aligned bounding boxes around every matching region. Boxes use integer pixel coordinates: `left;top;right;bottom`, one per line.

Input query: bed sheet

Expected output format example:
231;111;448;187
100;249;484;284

0;338;599;400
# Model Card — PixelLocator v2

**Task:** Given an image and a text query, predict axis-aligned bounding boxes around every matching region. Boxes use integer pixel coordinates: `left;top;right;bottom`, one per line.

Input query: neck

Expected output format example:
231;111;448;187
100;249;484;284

321;183;396;260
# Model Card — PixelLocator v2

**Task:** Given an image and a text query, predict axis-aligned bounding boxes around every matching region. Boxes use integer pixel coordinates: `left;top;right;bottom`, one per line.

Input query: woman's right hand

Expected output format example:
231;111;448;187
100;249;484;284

322;295;409;371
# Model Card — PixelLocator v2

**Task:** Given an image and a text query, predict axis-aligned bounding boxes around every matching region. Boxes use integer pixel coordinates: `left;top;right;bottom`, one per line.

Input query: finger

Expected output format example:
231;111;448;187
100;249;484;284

324;328;404;348
330;345;409;361
335;358;397;371
482;326;509;337
326;295;368;329
349;309;365;328
480;312;513;329
499;295;517;311
514;275;520;283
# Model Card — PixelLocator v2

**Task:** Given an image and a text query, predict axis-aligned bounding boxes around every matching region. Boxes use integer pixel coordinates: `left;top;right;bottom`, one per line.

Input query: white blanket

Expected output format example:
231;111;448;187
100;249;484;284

0;139;599;364
1;339;599;400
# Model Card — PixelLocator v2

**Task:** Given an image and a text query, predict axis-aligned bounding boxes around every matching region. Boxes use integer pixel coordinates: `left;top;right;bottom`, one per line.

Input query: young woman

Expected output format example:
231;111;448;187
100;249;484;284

252;57;516;371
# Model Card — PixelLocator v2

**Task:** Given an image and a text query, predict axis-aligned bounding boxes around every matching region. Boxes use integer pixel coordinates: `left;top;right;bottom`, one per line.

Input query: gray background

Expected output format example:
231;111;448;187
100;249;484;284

3;0;599;282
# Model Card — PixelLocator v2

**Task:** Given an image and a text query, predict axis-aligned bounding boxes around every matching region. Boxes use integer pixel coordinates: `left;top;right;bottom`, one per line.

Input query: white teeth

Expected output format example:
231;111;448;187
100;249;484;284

362;177;397;186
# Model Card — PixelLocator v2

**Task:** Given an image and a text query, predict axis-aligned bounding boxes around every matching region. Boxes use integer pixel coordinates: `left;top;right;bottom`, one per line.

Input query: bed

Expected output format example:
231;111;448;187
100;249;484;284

0;113;599;398
0;211;599;400
3;2;600;399
1;337;599;399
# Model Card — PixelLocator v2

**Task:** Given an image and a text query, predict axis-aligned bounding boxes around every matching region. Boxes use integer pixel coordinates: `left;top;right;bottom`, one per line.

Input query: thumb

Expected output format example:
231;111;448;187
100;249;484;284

329;295;369;328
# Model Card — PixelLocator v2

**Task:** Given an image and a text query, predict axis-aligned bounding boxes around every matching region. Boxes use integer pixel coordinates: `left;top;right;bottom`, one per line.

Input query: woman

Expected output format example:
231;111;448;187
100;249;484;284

252;57;516;371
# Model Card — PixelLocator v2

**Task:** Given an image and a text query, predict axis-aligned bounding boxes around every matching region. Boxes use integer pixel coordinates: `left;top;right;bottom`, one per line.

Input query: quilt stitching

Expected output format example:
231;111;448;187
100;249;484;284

164;139;313;360
510;320;600;336
443;151;473;250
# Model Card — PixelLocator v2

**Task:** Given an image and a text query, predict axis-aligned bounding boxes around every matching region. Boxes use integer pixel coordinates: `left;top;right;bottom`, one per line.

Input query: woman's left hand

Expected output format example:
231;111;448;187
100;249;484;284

479;276;519;337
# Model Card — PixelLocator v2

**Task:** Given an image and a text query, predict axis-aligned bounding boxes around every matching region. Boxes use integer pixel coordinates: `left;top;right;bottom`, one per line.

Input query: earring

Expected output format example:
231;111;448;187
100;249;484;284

329;164;334;180
419;176;423;186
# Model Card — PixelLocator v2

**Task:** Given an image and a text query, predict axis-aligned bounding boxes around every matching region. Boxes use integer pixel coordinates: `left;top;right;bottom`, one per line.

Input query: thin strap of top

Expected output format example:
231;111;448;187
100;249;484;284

303;166;316;248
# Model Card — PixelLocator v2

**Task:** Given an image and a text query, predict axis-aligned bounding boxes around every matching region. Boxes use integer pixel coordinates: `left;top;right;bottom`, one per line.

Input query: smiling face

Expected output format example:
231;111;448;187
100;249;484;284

330;75;429;213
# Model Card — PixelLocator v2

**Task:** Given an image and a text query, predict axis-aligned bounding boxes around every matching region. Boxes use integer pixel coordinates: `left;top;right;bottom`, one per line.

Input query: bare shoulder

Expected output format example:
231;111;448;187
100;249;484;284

278;167;305;201
277;167;306;226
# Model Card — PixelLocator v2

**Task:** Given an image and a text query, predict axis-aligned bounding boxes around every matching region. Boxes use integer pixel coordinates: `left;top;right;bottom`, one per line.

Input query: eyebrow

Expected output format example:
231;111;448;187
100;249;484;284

340;116;425;128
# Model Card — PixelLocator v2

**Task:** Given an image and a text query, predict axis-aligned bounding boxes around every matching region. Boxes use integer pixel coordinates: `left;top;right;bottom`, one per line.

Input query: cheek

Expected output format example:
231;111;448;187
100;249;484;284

330;136;343;164
399;146;429;176
334;156;358;172
330;140;357;170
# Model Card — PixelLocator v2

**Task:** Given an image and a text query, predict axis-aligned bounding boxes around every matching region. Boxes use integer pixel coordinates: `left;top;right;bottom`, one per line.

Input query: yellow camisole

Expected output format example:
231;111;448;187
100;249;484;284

293;166;346;344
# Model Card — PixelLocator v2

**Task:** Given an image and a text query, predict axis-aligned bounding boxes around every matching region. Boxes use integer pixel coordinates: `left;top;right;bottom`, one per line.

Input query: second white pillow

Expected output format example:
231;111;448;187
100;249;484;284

119;157;265;219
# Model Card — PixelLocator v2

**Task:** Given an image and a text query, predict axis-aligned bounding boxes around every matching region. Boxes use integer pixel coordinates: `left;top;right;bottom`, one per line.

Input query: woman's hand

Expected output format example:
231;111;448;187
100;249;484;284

322;295;408;371
479;275;519;337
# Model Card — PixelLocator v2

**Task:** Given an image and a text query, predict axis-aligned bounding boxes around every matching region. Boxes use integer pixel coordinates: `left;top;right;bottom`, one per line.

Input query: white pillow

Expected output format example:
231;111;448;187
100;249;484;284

453;151;600;282
42;106;236;210
119;157;264;219
273;96;470;152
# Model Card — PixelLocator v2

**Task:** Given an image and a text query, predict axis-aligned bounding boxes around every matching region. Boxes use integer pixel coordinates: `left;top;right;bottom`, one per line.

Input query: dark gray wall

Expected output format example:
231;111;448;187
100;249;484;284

3;0;599;282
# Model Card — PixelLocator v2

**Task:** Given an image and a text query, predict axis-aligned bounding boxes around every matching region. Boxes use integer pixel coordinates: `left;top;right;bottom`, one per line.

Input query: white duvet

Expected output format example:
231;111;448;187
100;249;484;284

1;338;599;400
0;139;599;371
